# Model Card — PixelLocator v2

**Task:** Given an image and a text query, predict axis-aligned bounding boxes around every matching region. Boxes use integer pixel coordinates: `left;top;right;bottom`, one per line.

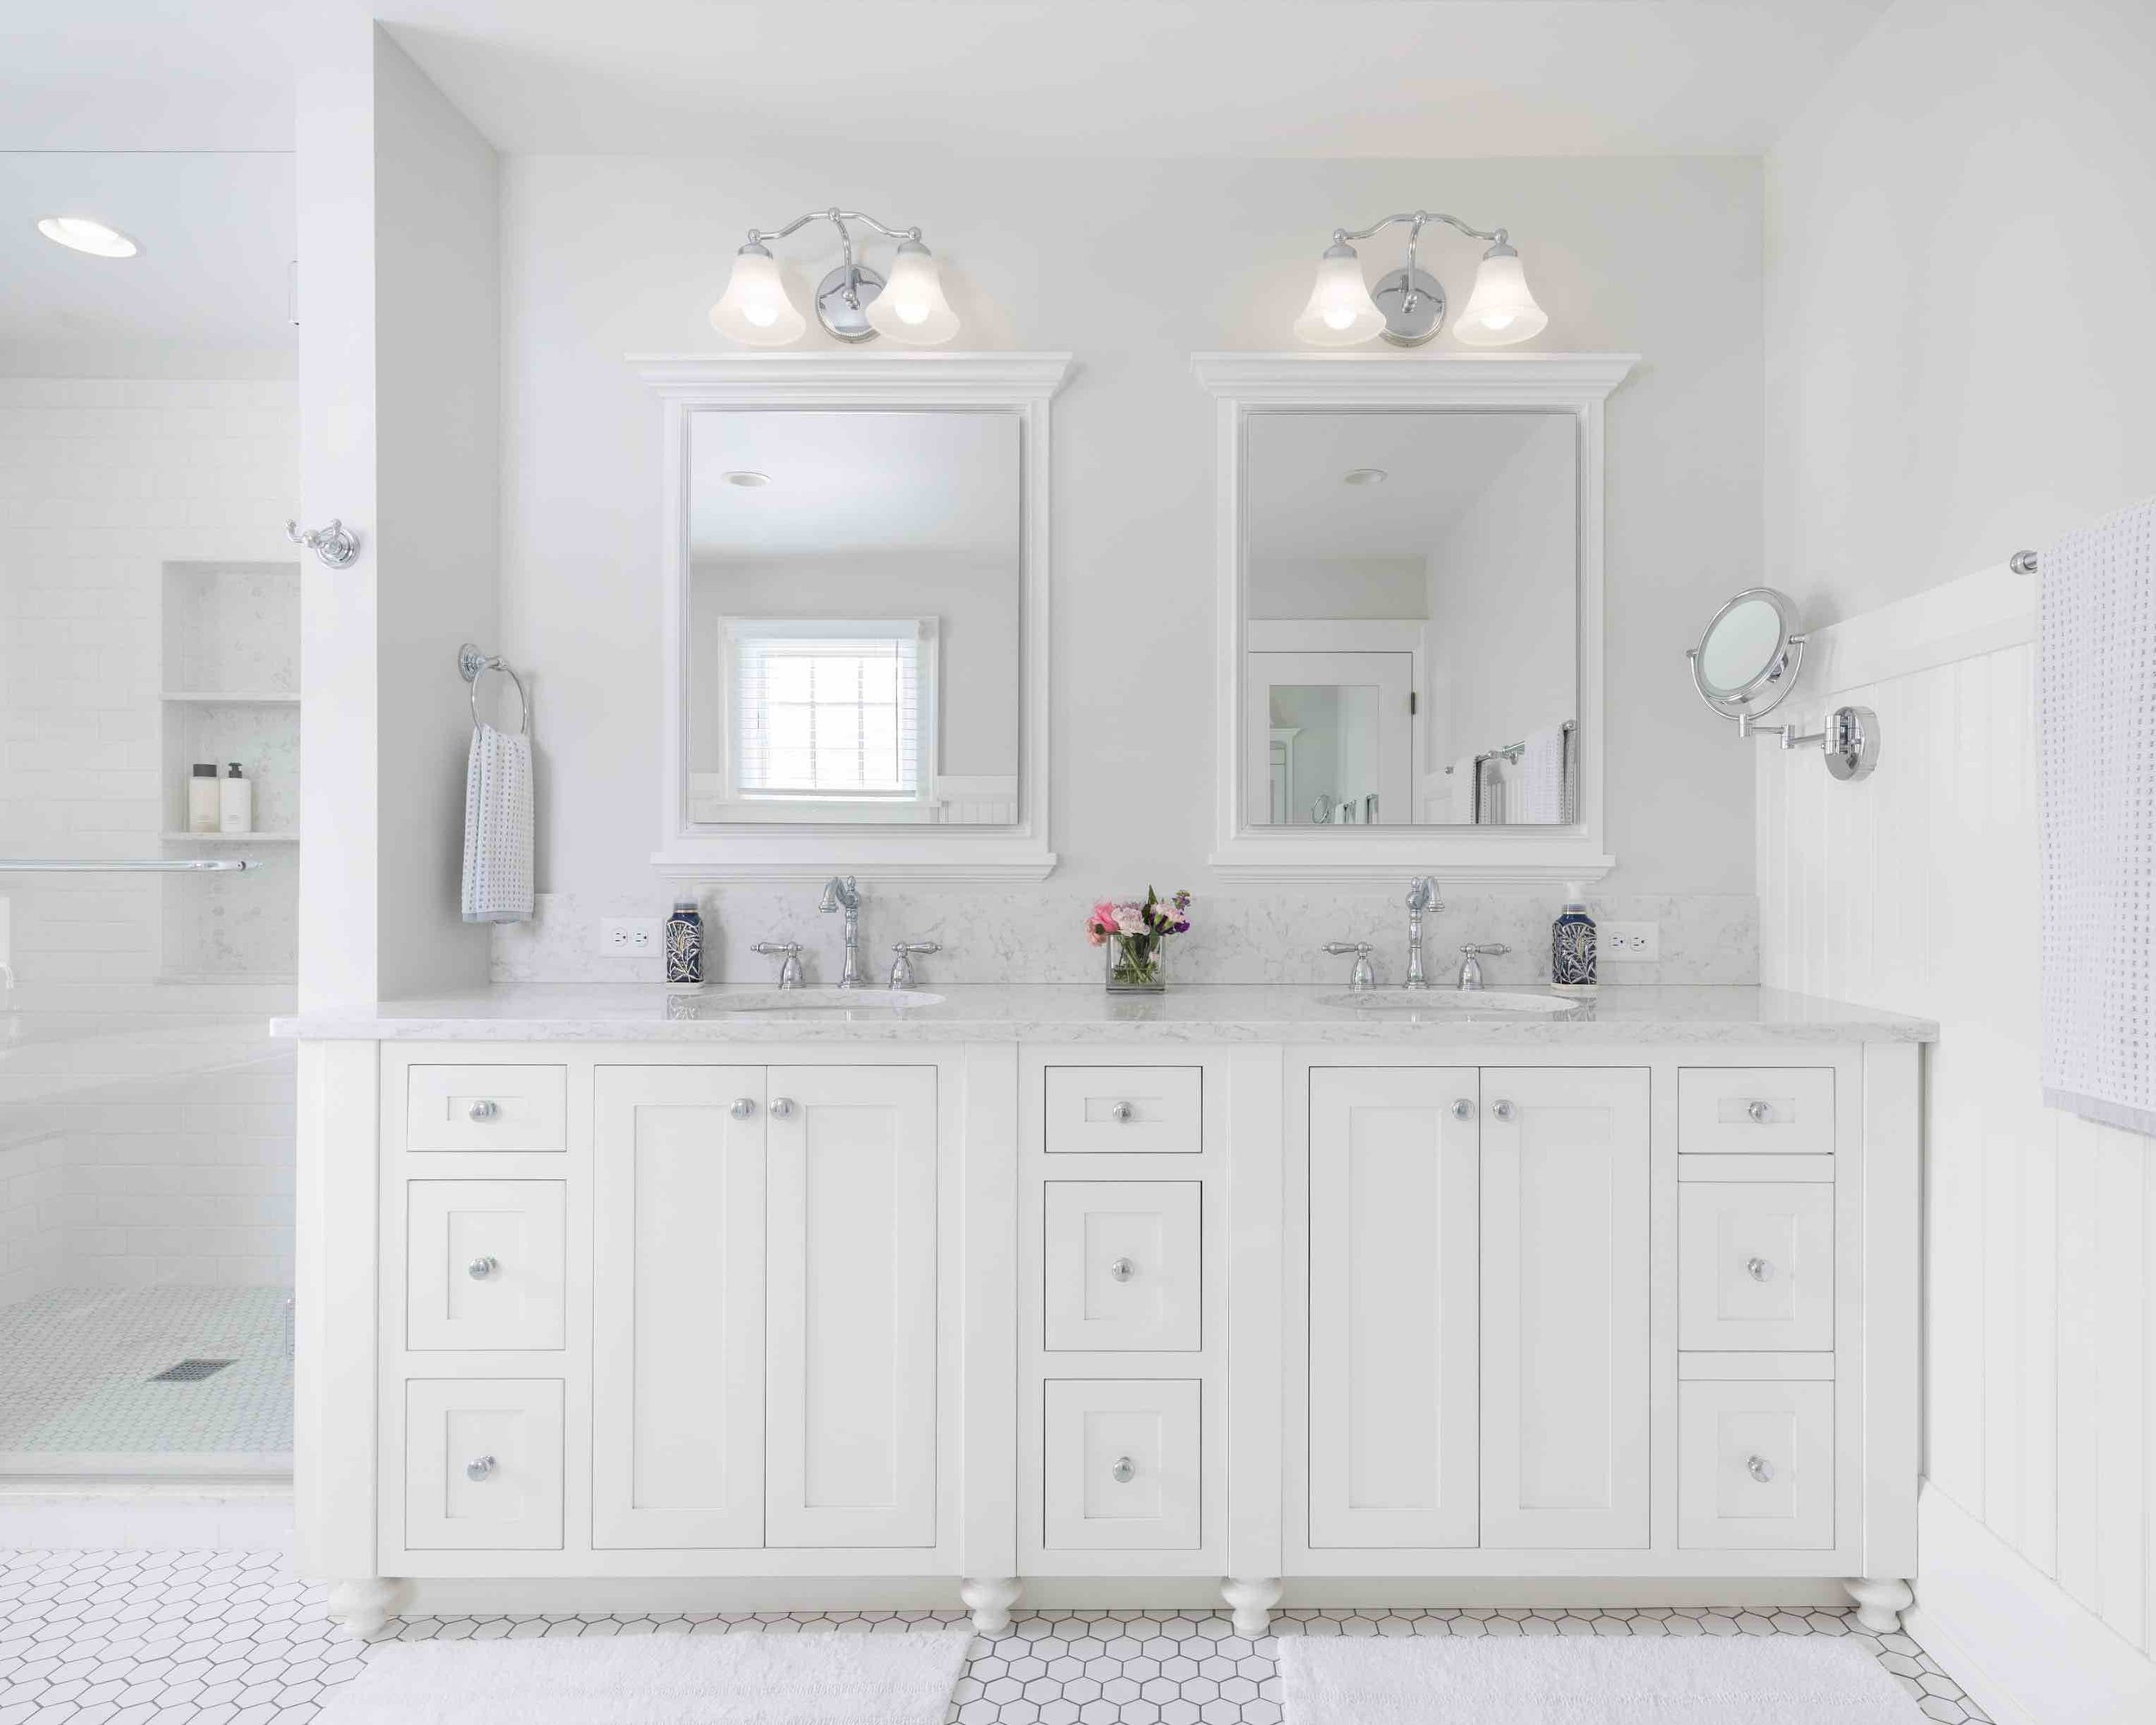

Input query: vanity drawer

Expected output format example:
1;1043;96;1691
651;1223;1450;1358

407;1065;567;1155
1043;1378;1201;1551
1044;1182;1200;1352
407;1181;567;1352
1044;1066;1202;1155
1677;1067;1833;1156
1678;1183;1833;1352
1677;1380;1833;1550
404;1377;564;1551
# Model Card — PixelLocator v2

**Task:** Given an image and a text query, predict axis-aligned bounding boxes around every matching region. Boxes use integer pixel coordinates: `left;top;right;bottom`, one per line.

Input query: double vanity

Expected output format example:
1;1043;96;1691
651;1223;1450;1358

281;981;1928;1643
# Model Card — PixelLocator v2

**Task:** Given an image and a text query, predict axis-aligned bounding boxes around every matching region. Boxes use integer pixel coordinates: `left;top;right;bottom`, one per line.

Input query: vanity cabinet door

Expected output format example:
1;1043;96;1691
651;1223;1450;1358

1479;1068;1650;1549
765;1066;939;1548
592;1067;766;1550
1307;1068;1480;1549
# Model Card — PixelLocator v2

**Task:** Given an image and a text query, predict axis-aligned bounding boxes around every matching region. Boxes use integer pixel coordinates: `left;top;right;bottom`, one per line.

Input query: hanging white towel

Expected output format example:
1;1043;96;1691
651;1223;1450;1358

1448;756;1478;823
2039;496;2156;1135
1518;724;1566;825
1477;756;1507;825
461;722;534;925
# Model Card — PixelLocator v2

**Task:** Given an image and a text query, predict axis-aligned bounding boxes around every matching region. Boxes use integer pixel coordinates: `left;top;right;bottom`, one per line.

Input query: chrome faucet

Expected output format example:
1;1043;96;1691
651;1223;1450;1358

1404;875;1445;989
888;939;940;991
819;875;865;988
751;940;804;988
1456;942;1509;991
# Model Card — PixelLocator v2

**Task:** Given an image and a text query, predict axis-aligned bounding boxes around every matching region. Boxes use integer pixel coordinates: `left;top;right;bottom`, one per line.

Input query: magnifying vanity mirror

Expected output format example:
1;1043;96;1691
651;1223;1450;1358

1686;585;1878;781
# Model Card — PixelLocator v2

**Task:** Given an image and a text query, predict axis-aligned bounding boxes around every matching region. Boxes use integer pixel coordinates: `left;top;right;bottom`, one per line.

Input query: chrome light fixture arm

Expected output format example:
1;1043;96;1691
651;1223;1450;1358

744;208;924;249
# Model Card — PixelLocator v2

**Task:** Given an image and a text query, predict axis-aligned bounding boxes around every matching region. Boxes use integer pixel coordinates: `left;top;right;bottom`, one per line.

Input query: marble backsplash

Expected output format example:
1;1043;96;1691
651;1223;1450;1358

493;888;1758;991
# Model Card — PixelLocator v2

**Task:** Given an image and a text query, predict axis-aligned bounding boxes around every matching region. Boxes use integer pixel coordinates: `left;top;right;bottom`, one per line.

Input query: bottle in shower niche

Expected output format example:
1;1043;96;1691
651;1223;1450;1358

218;762;253;835
665;899;704;992
188;764;221;833
1551;881;1597;991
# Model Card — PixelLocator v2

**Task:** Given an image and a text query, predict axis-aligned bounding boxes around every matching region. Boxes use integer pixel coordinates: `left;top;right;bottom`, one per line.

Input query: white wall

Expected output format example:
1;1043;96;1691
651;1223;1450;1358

296;19;500;1006
1764;4;2156;1715
498;150;1764;952
1765;0;2156;623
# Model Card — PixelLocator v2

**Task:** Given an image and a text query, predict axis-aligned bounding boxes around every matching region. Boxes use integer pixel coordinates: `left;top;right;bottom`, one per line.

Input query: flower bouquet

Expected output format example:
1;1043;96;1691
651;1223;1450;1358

1086;888;1192;993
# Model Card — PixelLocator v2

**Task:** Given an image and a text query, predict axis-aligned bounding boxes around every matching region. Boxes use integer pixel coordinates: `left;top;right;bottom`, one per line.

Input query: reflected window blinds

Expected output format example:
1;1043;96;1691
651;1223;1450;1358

728;618;932;800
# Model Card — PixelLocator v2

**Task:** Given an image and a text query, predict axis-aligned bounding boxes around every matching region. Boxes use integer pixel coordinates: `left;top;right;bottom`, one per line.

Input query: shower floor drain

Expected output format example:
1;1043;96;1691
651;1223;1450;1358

151;1358;236;1383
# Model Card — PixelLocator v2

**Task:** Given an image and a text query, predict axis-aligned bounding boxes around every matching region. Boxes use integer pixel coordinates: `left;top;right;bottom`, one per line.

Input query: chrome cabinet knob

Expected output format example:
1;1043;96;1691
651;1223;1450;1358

1745;1256;1773;1283
1110;1101;1134;1123
1451;1099;1474;1121
1746;1454;1774;1484
468;1100;498;1122
1492;1100;1516;1122
467;1256;498;1281
466;1454;496;1482
730;1097;755;1120
1746;1100;1772;1124
1109;1258;1137;1283
1111;1456;1137;1484
769;1098;794;1120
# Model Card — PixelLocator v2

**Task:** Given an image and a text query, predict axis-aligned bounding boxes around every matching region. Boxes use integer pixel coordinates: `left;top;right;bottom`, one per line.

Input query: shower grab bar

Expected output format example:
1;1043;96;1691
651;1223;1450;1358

0;858;254;873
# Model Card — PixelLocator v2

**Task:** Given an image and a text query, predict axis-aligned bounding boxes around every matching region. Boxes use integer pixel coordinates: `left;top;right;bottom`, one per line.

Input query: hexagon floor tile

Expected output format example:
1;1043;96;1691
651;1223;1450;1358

0;1549;1991;1722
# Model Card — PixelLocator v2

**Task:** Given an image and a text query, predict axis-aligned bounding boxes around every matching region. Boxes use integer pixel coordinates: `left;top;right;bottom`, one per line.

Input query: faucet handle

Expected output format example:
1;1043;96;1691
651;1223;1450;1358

751;939;805;988
1458;943;1510;957
888;939;940;991
1323;940;1377;991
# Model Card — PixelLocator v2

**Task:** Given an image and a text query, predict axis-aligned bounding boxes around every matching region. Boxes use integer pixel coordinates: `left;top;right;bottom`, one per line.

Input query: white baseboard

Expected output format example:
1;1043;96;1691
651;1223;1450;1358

1907;1484;2156;1725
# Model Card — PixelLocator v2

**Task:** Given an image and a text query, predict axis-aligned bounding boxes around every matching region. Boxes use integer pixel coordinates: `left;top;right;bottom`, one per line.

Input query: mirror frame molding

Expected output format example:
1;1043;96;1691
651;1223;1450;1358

635;351;1074;881
1193;350;1638;882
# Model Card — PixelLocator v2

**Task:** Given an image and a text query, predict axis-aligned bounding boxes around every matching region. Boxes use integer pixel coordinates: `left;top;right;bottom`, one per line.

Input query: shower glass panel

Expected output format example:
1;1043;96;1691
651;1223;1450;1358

0;148;299;1477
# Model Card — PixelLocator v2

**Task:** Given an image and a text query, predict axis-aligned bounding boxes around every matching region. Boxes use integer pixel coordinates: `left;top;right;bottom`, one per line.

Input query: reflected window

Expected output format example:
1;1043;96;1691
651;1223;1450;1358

725;618;937;804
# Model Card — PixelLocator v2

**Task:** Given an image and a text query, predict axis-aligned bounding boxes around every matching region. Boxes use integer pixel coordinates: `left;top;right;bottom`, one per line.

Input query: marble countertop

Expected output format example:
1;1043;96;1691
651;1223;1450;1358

270;983;1936;1045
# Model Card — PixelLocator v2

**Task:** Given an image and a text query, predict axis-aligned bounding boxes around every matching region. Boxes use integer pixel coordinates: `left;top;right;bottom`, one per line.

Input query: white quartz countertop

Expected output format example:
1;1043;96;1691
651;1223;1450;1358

269;983;1936;1045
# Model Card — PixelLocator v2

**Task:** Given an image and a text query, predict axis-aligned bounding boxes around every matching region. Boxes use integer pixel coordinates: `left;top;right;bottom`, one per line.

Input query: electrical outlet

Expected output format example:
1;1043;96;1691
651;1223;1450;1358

1599;920;1659;962
598;917;665;956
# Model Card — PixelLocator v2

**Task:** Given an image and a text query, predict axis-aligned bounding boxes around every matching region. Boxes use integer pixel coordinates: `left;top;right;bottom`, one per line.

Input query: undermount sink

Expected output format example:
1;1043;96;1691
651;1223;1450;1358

705;988;944;1011
1319;989;1579;1015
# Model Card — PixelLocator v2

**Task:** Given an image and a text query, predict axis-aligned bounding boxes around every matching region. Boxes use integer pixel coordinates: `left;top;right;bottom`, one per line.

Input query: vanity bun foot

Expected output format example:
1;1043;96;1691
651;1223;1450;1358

326;1577;404;1640
1222;1576;1284;1638
1843;1576;1913;1634
961;1576;1022;1636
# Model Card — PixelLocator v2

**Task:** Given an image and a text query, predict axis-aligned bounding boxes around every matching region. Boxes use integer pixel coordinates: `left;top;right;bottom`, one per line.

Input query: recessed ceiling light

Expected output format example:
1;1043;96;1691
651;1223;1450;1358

1343;467;1388;486
721;470;771;488
36;216;139;259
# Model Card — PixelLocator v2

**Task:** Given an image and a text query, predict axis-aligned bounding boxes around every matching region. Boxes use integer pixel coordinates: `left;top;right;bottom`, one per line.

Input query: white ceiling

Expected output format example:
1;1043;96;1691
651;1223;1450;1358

5;3;1890;158
1249;411;1570;560
688;411;1019;557
0;153;296;369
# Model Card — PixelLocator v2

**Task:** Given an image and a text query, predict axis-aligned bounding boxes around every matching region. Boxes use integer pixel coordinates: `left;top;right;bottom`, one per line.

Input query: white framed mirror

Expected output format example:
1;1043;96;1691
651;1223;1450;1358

636;352;1073;881
1194;352;1637;881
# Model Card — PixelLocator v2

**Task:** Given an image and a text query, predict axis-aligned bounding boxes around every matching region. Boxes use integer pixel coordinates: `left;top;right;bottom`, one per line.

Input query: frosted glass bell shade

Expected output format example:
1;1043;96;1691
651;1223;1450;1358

866;240;961;345
1294;248;1385;347
709;248;806;346
1452;247;1548;347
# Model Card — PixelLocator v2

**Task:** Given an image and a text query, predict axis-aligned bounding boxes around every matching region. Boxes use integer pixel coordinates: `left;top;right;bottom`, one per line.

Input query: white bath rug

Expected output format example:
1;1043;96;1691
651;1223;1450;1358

1277;1633;1927;1724
319;1628;975;1724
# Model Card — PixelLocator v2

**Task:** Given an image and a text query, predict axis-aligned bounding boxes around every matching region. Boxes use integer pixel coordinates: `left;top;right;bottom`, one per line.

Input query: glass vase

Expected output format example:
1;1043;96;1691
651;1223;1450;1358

1105;934;1167;994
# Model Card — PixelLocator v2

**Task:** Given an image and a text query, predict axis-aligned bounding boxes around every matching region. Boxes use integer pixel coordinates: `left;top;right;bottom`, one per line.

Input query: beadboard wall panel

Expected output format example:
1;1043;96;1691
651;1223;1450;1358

1758;568;2156;1684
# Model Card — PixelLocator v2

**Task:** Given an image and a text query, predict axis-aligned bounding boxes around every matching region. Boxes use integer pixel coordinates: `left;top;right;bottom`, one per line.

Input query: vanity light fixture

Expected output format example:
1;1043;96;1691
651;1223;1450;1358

1294;210;1547;348
36;215;139;258
709;207;959;347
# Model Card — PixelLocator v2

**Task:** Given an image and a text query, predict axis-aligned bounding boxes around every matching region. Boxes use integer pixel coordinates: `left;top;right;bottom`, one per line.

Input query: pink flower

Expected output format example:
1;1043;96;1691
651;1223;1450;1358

1085;900;1120;945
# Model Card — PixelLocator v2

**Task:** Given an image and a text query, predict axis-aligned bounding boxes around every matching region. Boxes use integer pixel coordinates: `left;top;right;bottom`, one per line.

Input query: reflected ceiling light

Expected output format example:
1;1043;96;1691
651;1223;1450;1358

36;216;139;259
1294;210;1545;348
709;207;959;348
1342;467;1388;486
721;470;771;488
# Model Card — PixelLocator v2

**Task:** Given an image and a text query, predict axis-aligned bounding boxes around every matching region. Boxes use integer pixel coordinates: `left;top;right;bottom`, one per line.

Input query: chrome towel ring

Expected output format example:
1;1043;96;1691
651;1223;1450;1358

458;643;529;735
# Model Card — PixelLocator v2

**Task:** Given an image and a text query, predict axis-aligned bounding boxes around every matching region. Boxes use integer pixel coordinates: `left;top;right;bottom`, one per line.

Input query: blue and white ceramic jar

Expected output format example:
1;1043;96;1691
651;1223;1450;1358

665;899;703;991
1551;883;1597;990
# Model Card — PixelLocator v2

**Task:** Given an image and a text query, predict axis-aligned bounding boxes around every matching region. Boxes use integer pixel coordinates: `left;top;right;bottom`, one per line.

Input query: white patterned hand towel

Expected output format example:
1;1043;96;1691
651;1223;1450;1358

1449;756;1478;823
1518;724;1567;825
461;722;534;925
2040;496;2156;1134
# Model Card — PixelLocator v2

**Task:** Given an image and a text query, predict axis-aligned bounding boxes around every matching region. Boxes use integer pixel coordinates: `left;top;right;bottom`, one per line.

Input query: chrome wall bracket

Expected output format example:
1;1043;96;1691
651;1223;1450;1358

285;518;360;569
1740;705;1880;781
